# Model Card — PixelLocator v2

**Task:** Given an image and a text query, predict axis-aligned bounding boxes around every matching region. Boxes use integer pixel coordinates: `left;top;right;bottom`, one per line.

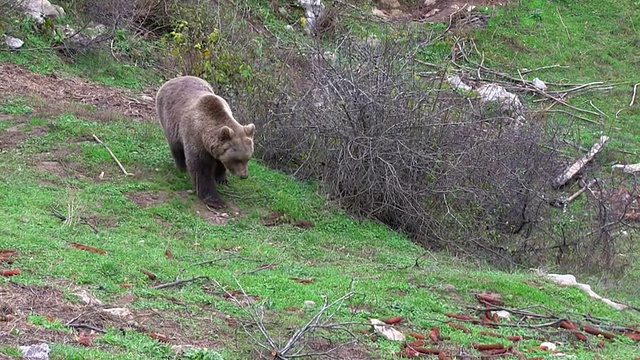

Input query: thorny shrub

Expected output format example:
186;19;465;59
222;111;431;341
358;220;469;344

239;33;639;276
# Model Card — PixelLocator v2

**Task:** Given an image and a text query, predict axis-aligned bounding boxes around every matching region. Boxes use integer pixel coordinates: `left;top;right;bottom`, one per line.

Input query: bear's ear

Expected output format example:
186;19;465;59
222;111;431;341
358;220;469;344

199;95;229;118
244;123;255;137
219;126;234;141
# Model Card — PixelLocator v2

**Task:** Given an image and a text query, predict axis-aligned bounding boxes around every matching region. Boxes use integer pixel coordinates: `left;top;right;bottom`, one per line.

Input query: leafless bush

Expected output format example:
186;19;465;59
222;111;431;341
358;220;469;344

59;0;171;35
237;32;638;275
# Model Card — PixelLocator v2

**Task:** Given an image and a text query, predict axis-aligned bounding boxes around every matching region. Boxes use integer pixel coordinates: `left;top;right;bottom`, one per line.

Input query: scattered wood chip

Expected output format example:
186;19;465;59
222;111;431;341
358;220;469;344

256;263;277;270
165;249;174;259
571;330;588;341
407;332;426;340
383;316;403;325
140;269;156;280
558;320;576;330
289;277;314;284
624;332;640;341
444;313;478;323
428;326;440;343
478;331;502;338
446;321;471;333
472;343;504;351
76;332;95;347
70;242;106;254
0;269;20;276
581;324;615;339
0;250;17;263
148;332;170;343
477;293;503;305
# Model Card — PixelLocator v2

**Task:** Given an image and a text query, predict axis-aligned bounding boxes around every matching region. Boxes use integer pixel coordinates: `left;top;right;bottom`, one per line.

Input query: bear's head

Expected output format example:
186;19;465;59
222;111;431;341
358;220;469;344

216;124;255;179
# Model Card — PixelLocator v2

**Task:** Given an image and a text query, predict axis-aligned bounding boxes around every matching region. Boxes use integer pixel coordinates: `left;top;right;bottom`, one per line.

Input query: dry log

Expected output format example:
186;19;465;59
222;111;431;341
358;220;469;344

553;136;609;188
612;163;640;173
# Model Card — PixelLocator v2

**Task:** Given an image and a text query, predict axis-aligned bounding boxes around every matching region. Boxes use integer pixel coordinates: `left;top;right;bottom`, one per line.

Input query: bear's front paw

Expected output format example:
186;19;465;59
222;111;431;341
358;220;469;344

215;176;229;185
204;197;226;209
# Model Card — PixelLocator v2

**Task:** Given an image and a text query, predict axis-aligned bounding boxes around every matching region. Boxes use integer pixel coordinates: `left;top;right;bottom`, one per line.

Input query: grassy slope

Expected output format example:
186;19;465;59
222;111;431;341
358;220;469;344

471;0;640;153
1;1;640;359
467;0;640;302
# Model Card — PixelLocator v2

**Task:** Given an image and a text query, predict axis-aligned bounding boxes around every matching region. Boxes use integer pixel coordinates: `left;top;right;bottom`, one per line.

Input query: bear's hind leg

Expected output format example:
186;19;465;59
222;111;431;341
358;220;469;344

187;153;226;209
170;145;187;171
214;160;228;185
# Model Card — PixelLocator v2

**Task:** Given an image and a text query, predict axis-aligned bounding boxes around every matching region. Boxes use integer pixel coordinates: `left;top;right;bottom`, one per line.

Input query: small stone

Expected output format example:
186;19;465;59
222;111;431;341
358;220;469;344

4;35;24;50
19;343;50;360
74;290;103;306
22;218;29;223
102;307;132;318
532;77;547;91
423;0;436;6
540;342;556;351
443;284;456;292
303;300;316;306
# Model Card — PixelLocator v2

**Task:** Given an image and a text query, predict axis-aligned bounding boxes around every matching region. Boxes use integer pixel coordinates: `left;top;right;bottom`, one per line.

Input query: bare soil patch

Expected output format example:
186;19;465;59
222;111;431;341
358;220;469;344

0;63;156;121
0;124;48;150
126;190;173;208
261;211;315;229
418;0;511;22
193;199;241;225
0;282;229;351
376;0;512;23
126;190;241;225
31;148;110;185
305;337;373;360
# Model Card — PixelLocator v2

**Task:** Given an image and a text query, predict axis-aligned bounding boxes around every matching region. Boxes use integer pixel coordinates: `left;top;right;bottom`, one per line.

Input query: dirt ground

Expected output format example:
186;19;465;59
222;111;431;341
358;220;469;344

378;0;513;23
0;281;374;359
0;63;156;121
0;281;231;353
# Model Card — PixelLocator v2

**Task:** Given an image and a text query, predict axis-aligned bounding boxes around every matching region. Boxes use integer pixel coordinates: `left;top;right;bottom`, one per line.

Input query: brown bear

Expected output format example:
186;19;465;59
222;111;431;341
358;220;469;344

155;76;255;209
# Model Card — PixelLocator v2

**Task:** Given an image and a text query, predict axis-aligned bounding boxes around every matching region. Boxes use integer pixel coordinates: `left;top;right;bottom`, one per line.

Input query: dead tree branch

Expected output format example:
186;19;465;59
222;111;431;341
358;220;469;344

92;134;132;176
553;136;609;188
219;278;360;359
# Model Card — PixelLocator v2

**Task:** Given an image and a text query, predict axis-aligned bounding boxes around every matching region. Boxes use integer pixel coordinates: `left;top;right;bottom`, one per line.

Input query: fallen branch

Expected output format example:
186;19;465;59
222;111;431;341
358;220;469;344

176;254;256;280
92;134;132;176
152;275;209;290
565;179;596;203
223;278;360;359
550;179;597;208
553;135;609;188
612;163;640;174
66;323;107;334
520;64;569;75
538;109;601;125
630;83;640;107
556;7;571;40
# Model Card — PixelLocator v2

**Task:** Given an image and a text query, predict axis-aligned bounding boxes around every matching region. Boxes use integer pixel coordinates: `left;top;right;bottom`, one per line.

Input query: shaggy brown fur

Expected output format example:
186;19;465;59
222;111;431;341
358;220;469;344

156;76;255;208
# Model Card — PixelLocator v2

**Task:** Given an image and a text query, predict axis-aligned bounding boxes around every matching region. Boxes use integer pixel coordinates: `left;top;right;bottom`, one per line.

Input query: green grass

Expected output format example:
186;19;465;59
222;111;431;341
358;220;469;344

2;1;640;359
1;99;640;359
0;16;161;90
470;0;640;154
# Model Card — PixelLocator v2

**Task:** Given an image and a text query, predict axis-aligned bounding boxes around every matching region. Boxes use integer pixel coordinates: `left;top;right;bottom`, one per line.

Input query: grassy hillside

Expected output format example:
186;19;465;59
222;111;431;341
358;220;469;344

2;0;640;359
